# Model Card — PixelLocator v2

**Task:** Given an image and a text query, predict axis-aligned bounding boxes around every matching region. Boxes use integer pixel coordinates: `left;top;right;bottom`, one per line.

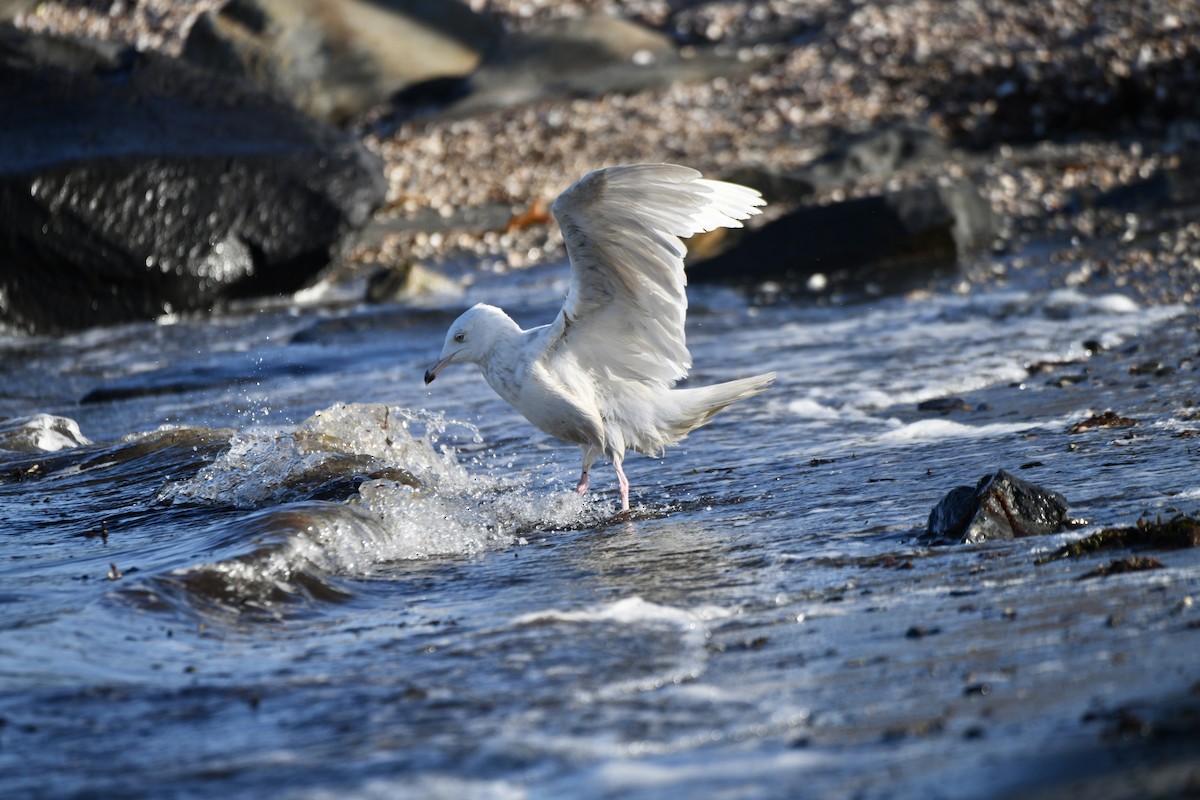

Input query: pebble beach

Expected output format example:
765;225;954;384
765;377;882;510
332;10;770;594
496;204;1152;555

14;0;1200;306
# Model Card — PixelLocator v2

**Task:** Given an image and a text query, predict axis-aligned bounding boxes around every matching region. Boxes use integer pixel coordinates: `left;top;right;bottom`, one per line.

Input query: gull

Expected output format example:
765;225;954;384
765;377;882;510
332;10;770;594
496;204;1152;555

424;164;775;511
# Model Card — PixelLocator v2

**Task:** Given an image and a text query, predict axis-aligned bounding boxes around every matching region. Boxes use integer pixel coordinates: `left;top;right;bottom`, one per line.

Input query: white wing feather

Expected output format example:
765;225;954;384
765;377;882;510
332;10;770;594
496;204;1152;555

544;164;764;386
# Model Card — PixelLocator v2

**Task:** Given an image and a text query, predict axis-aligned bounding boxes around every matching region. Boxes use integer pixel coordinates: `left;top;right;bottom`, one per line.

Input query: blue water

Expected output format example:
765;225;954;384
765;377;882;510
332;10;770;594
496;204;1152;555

1;253;1198;798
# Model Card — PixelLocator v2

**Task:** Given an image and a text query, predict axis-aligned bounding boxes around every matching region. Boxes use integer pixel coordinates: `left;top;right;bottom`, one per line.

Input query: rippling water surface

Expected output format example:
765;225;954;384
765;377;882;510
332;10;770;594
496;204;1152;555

1;255;1198;799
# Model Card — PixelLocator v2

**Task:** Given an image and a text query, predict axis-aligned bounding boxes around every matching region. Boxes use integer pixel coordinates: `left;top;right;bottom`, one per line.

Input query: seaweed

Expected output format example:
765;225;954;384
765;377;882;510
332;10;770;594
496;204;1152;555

1036;515;1200;564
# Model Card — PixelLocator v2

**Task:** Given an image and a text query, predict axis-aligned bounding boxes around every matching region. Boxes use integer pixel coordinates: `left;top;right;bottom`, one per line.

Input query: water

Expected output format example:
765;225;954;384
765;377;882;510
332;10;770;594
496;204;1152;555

1;253;1198;799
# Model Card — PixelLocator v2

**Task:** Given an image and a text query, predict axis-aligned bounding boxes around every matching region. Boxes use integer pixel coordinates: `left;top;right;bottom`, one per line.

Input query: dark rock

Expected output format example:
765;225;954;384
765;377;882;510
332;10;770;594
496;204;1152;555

1067;411;1139;433
1036;515;1200;564
934;51;1200;147
917;397;972;414
717;165;816;205
925;469;1070;544
719;122;951;205
0;26;386;334
1077;556;1165;580
182;0;499;123
1094;154;1200;215
688;181;994;296
384;15;772;124
803;121;951;190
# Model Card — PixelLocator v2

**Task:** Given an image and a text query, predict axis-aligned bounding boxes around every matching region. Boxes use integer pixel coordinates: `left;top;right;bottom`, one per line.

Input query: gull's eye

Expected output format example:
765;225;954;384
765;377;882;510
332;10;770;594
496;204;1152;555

453;332;466;343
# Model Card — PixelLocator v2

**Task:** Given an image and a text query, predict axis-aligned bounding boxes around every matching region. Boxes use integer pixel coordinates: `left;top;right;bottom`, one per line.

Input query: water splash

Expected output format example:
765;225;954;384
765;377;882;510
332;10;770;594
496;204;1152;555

152;403;610;614
0;414;90;453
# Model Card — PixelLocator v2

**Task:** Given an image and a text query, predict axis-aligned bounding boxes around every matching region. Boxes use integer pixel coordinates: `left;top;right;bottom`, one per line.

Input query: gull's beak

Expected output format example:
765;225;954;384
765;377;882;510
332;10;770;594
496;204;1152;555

424;353;455;385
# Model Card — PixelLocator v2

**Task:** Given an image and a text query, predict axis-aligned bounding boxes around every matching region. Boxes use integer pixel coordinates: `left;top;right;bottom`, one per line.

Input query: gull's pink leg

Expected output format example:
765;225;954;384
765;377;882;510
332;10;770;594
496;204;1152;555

576;447;598;495
613;457;630;512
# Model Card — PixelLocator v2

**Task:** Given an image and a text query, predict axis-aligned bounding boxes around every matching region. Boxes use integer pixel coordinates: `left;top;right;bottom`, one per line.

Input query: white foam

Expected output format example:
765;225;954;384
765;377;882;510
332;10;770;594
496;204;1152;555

1042;288;1139;316
873;417;1047;443
0;413;90;453
785;397;847;420
513;597;734;698
160;404;474;508
513;596;733;628
161;404;611;581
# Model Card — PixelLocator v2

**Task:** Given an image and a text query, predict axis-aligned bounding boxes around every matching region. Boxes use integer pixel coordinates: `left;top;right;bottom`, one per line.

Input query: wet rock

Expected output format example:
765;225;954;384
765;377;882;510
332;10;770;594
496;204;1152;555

0;26;386;334
689;181;994;296
917;397;972;414
1078;556;1165;580
1068;410;1139;433
925;469;1070;544
1036;515;1200;564
182;0;499;124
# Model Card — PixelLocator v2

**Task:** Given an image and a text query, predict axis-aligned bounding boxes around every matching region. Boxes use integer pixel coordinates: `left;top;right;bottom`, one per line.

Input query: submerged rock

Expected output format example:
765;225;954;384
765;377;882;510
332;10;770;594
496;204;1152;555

925;469;1070;544
0;26;386;335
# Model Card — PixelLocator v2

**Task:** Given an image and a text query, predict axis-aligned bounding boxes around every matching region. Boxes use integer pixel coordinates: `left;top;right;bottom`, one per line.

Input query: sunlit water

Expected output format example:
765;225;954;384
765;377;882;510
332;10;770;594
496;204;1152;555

1;253;1198;799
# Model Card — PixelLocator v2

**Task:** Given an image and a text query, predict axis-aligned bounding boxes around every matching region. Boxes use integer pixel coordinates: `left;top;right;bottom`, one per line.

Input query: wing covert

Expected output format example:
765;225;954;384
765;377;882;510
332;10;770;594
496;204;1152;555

545;164;764;386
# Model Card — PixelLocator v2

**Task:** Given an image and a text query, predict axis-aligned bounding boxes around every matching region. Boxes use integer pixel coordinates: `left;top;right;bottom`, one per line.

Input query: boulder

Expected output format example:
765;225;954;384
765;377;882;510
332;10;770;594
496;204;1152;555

688;180;994;296
182;0;499;124
0;0;34;21
383;15;772;124
0;26;386;335
925;470;1070;544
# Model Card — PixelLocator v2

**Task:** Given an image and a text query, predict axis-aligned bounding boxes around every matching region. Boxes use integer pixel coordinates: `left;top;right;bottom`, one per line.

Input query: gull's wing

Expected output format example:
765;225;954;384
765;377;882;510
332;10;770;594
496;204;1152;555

543;164;764;386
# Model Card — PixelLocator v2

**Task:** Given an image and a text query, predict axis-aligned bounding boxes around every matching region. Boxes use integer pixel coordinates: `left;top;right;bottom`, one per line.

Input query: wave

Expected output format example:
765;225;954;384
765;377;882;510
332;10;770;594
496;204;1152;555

142;403;608;617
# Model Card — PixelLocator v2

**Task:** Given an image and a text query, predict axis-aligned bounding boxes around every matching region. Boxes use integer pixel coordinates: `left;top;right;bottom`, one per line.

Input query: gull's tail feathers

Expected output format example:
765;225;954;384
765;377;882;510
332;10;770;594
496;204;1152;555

664;372;776;440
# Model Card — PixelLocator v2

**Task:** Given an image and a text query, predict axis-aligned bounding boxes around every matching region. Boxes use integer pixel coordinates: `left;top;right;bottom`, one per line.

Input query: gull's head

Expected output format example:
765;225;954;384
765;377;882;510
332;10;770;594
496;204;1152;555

424;304;512;385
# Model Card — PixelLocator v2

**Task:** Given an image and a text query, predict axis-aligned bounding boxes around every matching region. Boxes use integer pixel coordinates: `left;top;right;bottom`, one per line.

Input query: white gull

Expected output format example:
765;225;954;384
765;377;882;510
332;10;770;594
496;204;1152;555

424;163;776;511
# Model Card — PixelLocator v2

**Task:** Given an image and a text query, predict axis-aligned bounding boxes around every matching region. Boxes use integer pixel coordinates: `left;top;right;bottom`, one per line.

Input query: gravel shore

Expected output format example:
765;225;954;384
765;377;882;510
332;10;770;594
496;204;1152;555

14;0;1200;304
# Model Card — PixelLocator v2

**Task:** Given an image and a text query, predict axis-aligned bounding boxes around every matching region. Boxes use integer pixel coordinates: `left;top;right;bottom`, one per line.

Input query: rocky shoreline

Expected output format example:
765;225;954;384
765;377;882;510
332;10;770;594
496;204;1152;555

4;0;1199;333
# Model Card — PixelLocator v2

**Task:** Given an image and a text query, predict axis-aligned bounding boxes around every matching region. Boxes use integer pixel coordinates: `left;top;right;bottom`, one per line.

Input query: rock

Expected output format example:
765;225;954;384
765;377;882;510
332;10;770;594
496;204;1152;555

925;469;1070;544
364;262;457;304
1094;153;1200;214
450;15;671;114
803;121;951;190
1036;515;1200;564
720;122;951;206
0;0;33;22
1068;411;1138;433
688;181;994;296
937;51;1200;147
384;15;772;124
182;0;498;123
0;26;386;335
917;397;972;414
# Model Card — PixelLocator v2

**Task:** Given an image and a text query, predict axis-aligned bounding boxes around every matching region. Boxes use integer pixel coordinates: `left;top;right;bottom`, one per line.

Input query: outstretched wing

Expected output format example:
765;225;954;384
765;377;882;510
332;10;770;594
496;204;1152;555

543;163;764;387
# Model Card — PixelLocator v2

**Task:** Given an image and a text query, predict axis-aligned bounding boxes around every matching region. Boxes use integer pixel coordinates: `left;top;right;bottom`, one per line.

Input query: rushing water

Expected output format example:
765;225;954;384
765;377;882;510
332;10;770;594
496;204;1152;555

1;251;1198;799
